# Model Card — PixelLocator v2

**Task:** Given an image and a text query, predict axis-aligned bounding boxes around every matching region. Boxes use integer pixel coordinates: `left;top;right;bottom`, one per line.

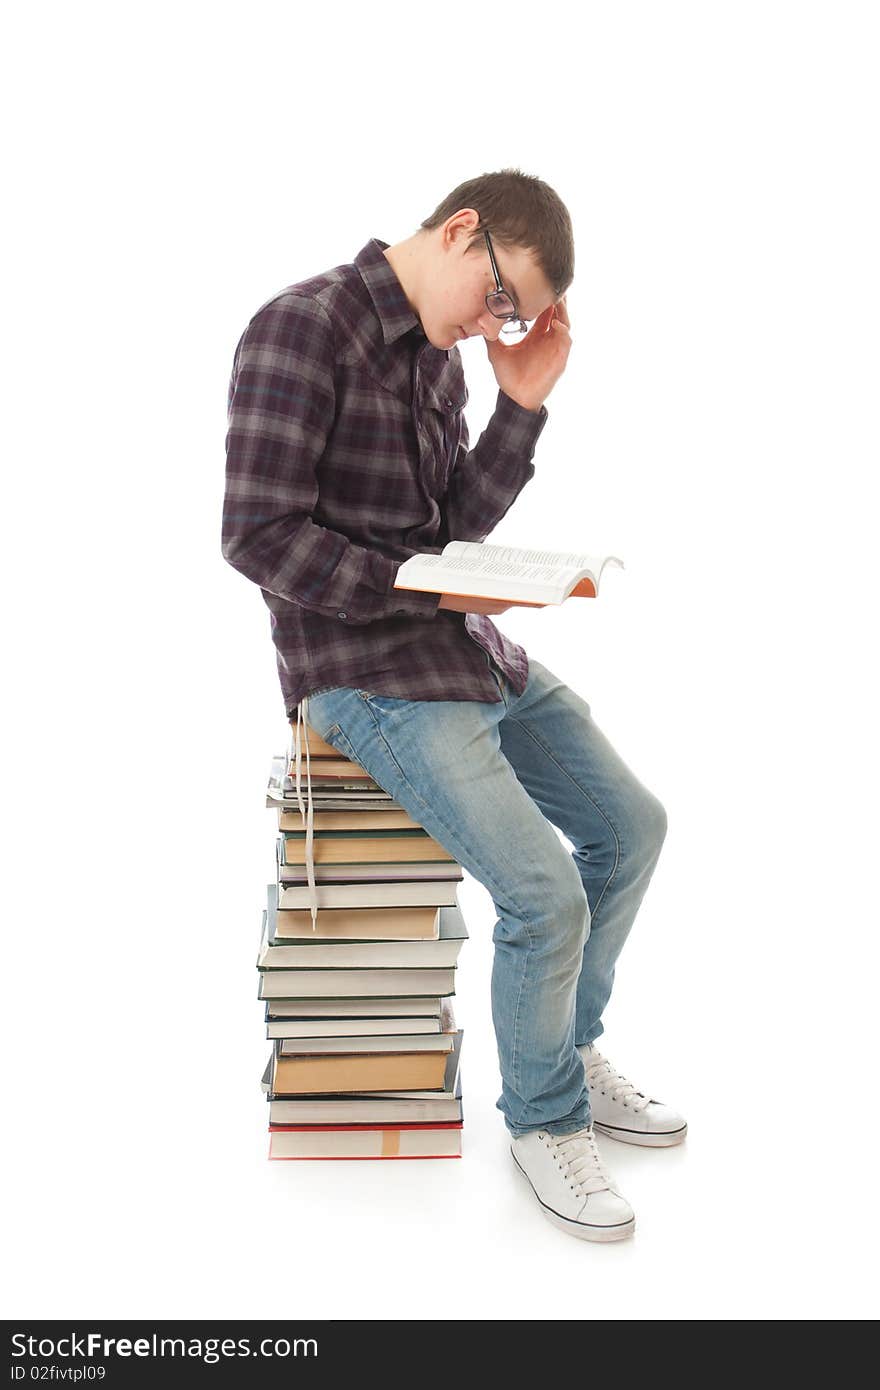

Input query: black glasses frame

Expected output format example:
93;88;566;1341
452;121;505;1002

482;228;529;335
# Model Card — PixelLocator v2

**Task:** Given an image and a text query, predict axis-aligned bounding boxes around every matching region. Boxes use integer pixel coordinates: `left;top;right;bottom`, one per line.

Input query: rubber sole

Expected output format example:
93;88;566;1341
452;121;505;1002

510;1148;636;1243
592;1120;688;1148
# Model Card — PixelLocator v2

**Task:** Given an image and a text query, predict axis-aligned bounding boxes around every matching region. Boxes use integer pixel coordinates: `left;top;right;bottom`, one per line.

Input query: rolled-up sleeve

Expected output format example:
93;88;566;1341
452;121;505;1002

222;295;442;625
438;389;548;545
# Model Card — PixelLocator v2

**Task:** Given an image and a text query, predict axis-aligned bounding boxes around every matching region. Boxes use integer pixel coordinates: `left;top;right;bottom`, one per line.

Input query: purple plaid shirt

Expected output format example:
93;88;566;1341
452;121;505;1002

223;237;549;716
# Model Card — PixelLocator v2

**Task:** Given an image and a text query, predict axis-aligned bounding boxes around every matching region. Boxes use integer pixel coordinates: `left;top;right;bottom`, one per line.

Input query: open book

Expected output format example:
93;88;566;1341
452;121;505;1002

393;541;624;607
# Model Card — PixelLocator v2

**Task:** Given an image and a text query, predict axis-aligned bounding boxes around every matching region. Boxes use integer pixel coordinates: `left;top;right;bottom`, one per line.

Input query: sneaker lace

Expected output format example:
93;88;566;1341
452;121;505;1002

546;1128;616;1198
584;1051;652;1114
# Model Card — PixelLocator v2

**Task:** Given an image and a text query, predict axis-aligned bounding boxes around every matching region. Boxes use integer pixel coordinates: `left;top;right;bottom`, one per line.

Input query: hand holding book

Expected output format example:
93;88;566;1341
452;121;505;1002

437;594;528;614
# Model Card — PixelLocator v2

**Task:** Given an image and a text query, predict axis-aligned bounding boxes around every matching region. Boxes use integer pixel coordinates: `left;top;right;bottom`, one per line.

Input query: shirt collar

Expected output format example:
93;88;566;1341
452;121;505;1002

354;237;427;347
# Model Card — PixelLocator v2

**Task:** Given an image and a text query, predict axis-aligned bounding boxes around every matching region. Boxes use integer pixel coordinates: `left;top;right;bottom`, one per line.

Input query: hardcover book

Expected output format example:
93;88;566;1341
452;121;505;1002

267;881;441;942
269;1034;456;1094
263;1030;464;1122
276;878;461;910
262;888;464;963
268;1122;462;1160
265;997;443;1020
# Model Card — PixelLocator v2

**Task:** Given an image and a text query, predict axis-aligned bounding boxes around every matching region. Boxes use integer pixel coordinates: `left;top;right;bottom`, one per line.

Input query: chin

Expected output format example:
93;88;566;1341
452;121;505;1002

425;328;458;351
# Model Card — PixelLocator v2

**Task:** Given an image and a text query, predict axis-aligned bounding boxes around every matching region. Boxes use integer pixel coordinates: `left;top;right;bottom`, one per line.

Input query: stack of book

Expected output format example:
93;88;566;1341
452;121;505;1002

258;718;466;1160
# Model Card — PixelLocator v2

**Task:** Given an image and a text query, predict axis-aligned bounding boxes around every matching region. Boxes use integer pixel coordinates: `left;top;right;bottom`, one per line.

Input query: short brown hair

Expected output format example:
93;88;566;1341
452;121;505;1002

419;168;574;299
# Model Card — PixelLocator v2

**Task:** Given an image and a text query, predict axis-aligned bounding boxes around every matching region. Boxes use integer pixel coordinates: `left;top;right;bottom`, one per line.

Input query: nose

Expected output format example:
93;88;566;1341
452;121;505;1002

477;312;505;342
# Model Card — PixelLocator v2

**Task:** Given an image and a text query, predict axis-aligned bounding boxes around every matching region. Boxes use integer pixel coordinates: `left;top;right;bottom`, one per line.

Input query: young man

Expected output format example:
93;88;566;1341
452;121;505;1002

223;169;686;1243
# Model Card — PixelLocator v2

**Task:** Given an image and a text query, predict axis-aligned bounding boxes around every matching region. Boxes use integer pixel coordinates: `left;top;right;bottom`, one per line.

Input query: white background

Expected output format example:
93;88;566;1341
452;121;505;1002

3;0;878;1321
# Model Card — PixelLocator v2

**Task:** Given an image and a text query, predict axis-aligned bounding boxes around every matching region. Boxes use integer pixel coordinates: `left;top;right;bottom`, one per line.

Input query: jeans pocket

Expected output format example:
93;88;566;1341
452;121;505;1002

328;725;363;766
302;688;349;744
488;666;509;707
357;690;414;719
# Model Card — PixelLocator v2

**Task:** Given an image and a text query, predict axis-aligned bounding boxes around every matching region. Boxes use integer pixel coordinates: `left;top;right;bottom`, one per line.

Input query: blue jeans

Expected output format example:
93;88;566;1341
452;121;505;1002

305;657;667;1139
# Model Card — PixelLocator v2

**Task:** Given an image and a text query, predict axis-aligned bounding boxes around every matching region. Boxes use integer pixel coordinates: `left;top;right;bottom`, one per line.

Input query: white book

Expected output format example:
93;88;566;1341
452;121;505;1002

257;965;457;999
278;861;462;883
277;879;460;910
276;1033;454;1056
266;756;395;807
268;1095;462;1123
266;1016;441;1039
268;1127;461;1159
393;539;624;605
265;997;442;1019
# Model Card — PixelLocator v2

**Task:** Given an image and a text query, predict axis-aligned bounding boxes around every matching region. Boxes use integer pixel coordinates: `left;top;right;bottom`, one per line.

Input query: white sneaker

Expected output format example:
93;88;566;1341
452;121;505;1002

578;1042;688;1147
510;1125;635;1242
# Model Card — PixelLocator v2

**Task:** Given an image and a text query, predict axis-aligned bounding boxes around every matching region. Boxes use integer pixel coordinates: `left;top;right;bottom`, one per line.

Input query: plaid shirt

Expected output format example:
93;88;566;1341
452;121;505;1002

223;237;549;716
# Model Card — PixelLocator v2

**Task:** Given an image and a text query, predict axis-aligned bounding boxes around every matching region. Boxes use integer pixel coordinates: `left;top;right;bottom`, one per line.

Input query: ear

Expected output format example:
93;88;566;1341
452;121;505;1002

446;208;481;249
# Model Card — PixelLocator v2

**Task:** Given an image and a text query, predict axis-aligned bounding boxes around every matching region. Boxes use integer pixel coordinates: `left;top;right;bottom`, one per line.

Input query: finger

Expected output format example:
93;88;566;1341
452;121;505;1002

532;304;556;335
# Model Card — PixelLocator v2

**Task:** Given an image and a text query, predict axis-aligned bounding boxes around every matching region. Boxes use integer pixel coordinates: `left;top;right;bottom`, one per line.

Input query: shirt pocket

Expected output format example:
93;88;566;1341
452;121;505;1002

420;380;467;495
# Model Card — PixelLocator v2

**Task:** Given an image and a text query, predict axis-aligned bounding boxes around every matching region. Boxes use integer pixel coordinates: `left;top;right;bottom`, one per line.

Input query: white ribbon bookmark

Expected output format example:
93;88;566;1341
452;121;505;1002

292;696;319;933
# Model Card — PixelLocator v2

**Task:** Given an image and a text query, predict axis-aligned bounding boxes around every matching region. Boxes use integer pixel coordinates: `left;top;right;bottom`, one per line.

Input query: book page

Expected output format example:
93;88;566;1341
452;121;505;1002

401;550;586;587
394;541;624;602
445;541;623;576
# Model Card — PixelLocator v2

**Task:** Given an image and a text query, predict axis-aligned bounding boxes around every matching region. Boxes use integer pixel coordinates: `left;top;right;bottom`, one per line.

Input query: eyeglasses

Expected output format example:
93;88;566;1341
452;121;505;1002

482;228;531;336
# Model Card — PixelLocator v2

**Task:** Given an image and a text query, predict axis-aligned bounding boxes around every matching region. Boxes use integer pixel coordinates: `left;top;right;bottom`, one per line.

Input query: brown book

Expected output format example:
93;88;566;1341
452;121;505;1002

287;756;372;780
288;724;338;758
278;808;424;832
280;831;454;865
273;904;441;941
271;1047;449;1095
